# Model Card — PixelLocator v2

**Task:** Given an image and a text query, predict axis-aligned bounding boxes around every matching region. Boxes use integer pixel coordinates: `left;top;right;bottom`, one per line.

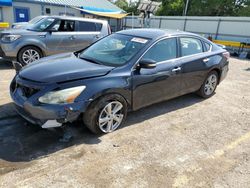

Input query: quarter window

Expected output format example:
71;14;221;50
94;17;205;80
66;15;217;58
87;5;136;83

204;42;212;52
143;38;177;62
180;37;203;56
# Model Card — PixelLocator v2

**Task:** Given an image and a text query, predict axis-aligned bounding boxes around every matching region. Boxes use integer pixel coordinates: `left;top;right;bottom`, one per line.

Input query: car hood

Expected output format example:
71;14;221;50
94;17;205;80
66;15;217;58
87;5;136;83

13;22;28;25
19;53;114;83
12;23;31;29
1;28;45;35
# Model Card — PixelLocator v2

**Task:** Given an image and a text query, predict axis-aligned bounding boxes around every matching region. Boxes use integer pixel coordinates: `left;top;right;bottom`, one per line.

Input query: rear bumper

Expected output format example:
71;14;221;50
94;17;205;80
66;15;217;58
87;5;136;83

220;62;229;83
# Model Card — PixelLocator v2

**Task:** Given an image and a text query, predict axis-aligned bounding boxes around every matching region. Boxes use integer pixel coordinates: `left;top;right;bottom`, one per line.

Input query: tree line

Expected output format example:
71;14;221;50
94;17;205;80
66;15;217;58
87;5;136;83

114;0;250;16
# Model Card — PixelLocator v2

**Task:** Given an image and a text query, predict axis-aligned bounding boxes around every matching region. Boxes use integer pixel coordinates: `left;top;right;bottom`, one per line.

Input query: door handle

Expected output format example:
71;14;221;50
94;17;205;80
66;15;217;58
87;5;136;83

203;58;210;63
95;35;100;39
69;36;76;40
172;67;182;72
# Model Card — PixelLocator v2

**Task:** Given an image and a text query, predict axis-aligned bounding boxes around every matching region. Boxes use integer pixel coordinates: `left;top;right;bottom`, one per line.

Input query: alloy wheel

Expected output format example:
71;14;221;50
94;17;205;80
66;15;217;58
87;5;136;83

22;49;40;64
204;74;217;96
98;101;124;133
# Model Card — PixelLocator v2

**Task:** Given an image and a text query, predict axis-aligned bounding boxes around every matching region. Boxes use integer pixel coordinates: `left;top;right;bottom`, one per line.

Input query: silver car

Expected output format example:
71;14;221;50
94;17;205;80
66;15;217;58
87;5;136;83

0;16;111;65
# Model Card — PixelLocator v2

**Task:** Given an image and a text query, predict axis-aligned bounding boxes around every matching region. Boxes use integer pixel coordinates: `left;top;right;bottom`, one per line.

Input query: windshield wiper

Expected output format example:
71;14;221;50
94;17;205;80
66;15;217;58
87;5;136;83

79;56;102;65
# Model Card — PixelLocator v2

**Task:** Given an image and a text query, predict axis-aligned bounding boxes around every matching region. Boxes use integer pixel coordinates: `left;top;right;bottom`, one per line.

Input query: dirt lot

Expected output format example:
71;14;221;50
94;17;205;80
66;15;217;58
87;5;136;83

0;58;249;187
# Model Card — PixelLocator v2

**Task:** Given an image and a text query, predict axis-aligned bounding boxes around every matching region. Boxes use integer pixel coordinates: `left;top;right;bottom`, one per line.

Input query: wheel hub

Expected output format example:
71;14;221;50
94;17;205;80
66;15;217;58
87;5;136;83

22;49;40;64
98;101;124;133
204;74;217;96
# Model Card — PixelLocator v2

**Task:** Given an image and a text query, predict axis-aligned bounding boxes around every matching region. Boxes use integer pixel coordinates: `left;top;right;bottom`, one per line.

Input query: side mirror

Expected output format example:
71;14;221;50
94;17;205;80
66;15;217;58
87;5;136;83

139;59;157;69
47;28;57;33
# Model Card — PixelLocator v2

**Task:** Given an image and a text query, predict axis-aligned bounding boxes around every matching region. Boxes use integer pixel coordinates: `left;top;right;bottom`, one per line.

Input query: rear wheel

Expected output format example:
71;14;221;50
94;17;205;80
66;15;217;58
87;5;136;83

18;46;43;65
198;71;219;98
83;94;127;134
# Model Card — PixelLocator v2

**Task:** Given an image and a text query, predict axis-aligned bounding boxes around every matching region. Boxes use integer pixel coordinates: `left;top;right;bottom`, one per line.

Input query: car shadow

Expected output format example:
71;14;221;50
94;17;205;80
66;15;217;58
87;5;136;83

0;94;204;164
123;93;203;128
0;102;101;163
0;59;13;70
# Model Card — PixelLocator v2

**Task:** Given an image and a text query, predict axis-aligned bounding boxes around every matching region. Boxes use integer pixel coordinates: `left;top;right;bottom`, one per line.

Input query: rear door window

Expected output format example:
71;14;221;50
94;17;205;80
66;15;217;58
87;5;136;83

78;21;102;32
180;37;203;57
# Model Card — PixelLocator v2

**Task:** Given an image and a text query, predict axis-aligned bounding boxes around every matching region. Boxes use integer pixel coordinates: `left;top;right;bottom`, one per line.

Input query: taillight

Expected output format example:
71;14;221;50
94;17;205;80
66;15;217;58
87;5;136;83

223;51;230;60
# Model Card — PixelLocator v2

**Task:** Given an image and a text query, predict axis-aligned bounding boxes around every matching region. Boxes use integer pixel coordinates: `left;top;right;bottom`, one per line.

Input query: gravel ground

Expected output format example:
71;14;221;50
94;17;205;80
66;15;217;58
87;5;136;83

0;58;249;188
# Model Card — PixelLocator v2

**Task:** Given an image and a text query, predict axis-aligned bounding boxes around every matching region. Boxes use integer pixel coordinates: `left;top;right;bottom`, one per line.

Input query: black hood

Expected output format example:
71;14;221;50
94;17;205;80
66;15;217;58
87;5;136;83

19;53;114;83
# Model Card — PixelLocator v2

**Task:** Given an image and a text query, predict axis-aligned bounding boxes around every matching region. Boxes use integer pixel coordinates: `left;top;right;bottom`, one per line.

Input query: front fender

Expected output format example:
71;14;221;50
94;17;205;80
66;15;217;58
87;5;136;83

15;37;47;55
75;75;132;111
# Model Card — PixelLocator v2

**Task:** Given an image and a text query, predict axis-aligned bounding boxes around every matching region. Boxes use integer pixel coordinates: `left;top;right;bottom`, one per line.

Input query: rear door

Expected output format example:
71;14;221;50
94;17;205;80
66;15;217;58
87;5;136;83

45;19;77;55
178;37;210;95
132;37;183;110
73;21;102;50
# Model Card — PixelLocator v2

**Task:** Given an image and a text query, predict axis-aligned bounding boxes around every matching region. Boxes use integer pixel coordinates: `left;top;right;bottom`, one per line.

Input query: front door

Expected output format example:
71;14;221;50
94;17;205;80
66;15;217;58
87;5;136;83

14;7;29;22
132;37;182;110
45;19;77;55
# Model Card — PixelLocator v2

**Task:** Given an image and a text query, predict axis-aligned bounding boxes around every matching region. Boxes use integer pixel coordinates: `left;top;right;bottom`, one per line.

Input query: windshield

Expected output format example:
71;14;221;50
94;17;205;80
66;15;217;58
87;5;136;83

29;16;44;24
29;18;56;31
79;34;150;67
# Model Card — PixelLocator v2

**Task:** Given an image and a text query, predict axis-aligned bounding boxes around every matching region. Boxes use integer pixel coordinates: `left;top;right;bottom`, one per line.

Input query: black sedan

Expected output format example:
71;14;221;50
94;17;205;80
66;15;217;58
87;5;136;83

10;29;229;134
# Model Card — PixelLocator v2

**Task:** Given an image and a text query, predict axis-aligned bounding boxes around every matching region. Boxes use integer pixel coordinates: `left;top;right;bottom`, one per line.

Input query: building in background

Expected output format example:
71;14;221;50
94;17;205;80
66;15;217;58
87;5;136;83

0;0;126;31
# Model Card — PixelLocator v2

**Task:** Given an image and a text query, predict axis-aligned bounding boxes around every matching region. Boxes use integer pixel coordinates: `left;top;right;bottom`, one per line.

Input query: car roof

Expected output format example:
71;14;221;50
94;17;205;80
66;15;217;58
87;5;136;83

117;28;201;40
47;15;107;23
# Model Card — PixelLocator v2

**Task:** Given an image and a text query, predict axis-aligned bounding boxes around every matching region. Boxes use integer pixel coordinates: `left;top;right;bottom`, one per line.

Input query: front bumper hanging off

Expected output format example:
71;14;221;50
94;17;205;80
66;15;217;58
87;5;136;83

10;77;89;128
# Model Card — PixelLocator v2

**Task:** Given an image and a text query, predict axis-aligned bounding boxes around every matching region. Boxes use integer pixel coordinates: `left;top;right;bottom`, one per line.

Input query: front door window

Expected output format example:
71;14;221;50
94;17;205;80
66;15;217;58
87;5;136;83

142;38;177;62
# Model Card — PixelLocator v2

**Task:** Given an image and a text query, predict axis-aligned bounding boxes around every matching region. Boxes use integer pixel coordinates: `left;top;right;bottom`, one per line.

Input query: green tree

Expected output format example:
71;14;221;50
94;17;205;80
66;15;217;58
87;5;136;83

155;0;249;16
115;0;129;11
188;0;247;16
126;1;141;14
156;0;184;16
114;0;140;14
238;1;250;16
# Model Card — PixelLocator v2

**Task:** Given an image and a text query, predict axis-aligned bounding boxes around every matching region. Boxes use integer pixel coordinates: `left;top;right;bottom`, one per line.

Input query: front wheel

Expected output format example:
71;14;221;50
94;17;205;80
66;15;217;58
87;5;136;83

18;46;43;65
198;71;219;98
83;94;128;134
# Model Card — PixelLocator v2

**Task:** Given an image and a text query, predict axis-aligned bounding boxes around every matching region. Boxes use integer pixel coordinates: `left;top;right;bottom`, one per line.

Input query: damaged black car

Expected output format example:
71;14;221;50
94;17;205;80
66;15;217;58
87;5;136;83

10;29;229;134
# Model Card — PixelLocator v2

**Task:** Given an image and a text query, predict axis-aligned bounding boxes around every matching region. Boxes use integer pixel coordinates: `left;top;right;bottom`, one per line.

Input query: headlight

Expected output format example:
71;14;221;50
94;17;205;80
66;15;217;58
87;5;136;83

1;34;21;42
38;86;86;104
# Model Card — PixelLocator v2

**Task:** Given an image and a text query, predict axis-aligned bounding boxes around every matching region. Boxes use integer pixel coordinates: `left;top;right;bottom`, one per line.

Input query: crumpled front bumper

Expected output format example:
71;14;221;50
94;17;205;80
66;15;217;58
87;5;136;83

10;80;89;128
0;41;18;60
12;95;88;128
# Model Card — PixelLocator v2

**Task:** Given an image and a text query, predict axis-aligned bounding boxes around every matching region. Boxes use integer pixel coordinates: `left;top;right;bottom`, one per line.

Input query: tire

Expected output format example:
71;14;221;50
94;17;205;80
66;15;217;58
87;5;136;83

83;94;128;134
18;46;43;66
198;71;219;98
